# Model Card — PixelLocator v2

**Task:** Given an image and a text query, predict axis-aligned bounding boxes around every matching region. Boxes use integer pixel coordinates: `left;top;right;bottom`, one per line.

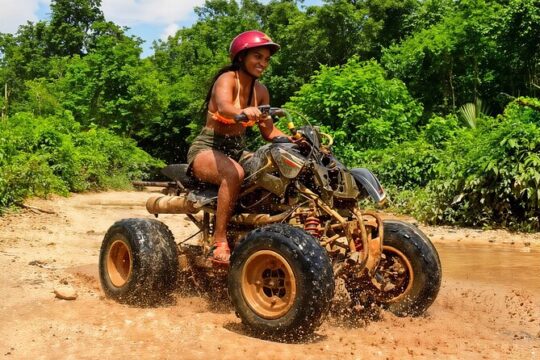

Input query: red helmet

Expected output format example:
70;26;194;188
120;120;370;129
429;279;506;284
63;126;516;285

229;30;280;61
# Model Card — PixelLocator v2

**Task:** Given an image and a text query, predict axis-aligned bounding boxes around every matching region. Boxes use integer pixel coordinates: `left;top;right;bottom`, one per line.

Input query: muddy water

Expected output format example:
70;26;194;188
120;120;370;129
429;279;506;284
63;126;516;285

435;243;540;292
74;243;540;292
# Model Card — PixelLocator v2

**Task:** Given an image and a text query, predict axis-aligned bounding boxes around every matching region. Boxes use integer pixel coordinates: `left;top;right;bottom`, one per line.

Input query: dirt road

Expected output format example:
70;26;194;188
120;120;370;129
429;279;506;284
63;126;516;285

1;190;539;359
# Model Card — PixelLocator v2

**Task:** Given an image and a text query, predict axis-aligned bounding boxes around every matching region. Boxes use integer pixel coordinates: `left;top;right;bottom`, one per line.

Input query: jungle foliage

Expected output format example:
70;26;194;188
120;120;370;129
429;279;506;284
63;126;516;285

360;97;540;231
0;111;162;212
0;0;539;229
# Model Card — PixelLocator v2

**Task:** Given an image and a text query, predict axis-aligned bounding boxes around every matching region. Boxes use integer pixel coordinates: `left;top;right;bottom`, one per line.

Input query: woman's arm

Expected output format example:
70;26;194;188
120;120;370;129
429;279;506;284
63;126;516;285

256;84;287;141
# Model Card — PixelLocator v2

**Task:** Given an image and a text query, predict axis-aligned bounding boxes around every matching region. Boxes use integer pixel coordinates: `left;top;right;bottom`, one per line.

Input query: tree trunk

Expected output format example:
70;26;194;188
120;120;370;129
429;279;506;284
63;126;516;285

1;83;8;121
449;61;455;112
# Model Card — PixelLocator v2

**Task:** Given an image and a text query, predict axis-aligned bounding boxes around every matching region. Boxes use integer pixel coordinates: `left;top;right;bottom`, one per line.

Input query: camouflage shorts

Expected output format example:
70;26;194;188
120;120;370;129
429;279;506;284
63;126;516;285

187;127;246;166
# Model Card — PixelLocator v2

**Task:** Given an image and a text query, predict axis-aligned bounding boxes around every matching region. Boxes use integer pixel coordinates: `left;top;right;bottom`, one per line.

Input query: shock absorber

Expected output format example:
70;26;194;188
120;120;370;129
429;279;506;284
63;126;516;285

304;214;321;238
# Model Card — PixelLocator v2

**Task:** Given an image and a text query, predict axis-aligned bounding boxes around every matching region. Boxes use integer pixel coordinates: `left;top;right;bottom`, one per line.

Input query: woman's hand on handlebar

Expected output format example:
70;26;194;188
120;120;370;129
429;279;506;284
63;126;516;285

234;106;284;124
241;106;263;121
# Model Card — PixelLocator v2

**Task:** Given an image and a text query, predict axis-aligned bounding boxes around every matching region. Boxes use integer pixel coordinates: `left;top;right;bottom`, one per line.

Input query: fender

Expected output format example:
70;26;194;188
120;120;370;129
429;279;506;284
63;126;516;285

350;168;386;204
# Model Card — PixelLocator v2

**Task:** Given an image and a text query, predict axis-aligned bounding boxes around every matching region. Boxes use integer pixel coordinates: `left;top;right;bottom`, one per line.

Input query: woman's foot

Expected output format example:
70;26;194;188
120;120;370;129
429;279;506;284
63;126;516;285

208;241;230;266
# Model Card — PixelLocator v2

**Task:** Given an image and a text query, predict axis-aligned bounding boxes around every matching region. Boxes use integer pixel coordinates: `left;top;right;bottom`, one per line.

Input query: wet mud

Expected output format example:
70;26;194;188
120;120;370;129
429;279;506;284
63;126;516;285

0;191;538;359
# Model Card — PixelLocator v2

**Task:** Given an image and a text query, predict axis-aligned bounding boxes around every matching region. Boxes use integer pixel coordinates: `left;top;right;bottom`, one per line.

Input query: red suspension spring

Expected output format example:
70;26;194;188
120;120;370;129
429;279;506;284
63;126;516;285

304;215;321;238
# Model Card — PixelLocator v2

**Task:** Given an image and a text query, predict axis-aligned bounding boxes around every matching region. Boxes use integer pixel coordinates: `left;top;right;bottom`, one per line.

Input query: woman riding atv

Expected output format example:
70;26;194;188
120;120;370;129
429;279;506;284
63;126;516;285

187;30;289;266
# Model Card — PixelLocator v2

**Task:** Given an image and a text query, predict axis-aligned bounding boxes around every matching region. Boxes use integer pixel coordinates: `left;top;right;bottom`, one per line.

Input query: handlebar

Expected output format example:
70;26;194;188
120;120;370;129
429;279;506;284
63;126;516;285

233;105;285;123
234;106;334;149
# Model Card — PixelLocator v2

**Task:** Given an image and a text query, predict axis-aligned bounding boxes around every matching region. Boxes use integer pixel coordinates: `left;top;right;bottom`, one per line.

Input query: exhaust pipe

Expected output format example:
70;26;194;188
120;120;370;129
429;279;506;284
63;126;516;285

146;195;198;214
146;195;292;225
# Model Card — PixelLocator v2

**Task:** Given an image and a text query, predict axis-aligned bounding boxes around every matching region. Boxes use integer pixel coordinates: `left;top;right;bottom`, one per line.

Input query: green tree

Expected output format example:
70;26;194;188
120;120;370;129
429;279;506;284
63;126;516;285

361;0;421;58
48;0;105;56
0;22;52;112
495;0;540;98
56;22;167;136
266;0;421;104
382;0;540;115
382;0;503;114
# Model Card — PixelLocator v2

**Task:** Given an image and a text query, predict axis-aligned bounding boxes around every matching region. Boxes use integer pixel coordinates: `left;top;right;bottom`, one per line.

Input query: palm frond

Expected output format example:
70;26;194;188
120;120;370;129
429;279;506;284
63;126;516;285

459;102;478;128
458;99;491;129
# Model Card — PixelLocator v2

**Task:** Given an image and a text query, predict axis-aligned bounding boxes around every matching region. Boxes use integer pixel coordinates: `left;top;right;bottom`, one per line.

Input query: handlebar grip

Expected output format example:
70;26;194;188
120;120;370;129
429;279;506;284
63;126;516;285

234;113;249;122
233;107;284;123
260;105;285;117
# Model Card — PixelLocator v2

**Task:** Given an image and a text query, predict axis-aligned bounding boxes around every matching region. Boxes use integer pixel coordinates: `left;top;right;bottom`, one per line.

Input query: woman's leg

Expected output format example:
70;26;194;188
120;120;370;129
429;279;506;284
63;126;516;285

191;150;245;262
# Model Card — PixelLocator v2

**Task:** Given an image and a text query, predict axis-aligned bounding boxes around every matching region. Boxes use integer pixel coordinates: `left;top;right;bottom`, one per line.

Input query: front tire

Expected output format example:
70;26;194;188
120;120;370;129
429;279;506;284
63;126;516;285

369;220;441;316
99;218;179;306
228;224;334;339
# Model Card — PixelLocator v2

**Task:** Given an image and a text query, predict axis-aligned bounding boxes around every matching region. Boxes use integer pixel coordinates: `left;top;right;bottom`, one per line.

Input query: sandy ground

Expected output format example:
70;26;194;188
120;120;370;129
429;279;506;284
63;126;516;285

0;190;539;360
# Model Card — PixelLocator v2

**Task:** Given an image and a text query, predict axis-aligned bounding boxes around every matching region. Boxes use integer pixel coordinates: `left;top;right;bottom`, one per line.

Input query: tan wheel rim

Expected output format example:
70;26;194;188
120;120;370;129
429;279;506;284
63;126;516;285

241;250;297;319
106;238;132;288
372;245;414;303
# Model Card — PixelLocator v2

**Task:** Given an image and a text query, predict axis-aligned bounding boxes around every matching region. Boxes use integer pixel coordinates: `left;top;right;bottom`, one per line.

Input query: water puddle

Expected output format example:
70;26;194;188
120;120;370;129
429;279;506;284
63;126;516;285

435;243;540;292
67;244;540;294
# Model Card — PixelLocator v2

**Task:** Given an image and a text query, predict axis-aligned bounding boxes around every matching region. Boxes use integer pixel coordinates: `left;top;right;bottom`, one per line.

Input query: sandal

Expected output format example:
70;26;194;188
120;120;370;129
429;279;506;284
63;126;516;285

208;241;230;266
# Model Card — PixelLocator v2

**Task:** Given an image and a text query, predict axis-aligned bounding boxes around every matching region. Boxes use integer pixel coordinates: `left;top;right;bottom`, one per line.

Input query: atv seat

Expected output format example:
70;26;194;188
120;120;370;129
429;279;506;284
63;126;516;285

161;164;196;186
161;164;219;191
161;164;219;204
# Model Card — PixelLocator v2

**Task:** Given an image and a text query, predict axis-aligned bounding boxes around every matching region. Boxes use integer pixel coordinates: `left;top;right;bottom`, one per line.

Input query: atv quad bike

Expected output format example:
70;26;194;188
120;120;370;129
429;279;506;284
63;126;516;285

99;106;441;339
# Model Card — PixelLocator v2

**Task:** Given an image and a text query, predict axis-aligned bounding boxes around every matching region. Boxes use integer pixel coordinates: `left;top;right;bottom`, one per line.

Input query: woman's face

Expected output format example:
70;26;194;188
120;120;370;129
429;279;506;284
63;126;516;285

241;47;272;78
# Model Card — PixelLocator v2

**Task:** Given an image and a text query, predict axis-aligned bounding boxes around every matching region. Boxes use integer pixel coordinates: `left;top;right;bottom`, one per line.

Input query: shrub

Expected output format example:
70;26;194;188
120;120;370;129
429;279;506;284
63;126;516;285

400;97;540;230
356;139;441;190
0;111;163;213
286;58;423;163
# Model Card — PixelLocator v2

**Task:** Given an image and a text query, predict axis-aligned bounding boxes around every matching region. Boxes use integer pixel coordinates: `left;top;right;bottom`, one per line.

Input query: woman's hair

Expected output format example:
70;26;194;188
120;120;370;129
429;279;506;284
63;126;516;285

201;57;242;115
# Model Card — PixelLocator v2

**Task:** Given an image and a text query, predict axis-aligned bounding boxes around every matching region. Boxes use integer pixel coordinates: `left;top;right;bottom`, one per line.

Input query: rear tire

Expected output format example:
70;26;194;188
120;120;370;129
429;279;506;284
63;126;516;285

228;224;334;340
99;218;179;306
